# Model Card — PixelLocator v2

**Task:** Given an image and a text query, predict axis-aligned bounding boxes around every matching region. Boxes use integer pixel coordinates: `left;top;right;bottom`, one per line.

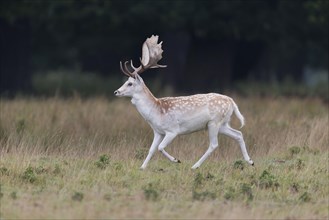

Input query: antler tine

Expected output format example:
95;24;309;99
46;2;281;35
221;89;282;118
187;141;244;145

124;61;130;72
130;60;144;74
120;61;132;77
124;61;137;77
125;61;138;77
130;60;138;71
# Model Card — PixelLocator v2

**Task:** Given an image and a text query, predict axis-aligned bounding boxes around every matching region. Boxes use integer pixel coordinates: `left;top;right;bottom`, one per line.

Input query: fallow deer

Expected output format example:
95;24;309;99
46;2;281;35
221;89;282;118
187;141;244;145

114;35;254;169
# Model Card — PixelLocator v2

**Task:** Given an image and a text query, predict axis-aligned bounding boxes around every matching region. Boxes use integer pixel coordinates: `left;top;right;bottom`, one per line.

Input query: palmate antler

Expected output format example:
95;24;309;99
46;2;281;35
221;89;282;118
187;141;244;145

120;35;167;78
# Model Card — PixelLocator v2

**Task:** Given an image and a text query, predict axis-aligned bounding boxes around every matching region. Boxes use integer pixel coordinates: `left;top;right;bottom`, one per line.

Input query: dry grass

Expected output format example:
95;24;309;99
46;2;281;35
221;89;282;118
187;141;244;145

0;96;328;219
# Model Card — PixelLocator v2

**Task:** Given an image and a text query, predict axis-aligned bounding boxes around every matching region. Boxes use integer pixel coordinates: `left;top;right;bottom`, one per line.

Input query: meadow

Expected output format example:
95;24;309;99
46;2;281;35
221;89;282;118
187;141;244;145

0;95;328;219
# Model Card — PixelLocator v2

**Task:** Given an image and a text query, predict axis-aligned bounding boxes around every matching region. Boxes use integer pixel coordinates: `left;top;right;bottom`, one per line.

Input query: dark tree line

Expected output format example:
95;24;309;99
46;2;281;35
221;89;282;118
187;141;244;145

0;0;328;94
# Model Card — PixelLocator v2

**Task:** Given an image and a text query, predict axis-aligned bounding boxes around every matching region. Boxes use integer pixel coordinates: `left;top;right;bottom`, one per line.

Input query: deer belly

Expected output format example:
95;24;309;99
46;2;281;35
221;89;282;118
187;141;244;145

177;113;209;134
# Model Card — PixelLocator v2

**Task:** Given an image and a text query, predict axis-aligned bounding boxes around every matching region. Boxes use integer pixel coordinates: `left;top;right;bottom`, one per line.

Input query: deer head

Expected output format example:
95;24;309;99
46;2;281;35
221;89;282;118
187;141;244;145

114;35;166;97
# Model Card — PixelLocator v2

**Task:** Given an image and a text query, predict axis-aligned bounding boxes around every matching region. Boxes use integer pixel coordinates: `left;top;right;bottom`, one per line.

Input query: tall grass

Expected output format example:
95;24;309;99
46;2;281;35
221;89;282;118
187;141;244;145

1;96;327;160
0;96;328;219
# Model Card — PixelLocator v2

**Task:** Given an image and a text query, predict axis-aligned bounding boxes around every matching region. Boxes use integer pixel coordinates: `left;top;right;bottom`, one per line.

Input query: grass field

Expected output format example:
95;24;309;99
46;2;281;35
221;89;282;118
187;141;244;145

0;96;328;219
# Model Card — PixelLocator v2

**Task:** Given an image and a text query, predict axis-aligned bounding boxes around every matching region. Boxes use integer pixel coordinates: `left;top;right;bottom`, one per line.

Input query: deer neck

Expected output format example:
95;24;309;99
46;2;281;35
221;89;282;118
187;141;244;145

131;85;159;121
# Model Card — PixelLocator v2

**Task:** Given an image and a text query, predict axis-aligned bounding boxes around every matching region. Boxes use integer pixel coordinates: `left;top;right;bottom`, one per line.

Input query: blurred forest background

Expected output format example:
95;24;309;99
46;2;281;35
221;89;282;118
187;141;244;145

0;0;328;99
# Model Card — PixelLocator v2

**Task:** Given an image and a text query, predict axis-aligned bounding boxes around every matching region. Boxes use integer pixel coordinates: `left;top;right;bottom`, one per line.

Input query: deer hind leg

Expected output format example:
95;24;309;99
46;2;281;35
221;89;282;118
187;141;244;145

158;132;181;163
219;123;254;165
192;122;219;169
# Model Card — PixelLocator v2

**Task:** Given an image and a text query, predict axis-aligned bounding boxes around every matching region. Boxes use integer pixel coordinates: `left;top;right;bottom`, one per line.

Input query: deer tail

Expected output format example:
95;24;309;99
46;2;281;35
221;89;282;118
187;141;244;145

232;100;245;128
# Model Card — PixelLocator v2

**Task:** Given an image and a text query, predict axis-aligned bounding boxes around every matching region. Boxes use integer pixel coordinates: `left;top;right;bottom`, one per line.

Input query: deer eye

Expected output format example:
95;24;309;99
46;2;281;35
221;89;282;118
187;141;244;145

128;82;133;86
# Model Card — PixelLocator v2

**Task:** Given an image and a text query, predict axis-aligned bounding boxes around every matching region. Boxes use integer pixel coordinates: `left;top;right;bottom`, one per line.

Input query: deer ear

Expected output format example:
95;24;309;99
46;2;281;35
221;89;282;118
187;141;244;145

135;74;144;83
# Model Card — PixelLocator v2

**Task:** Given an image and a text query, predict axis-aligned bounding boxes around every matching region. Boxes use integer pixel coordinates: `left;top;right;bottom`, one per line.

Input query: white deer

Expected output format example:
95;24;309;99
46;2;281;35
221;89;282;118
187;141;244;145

114;35;254;169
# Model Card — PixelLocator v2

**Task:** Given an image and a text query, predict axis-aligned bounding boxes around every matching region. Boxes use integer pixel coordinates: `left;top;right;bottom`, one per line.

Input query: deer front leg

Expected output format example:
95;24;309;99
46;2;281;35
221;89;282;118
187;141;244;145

140;132;164;170
158;132;180;163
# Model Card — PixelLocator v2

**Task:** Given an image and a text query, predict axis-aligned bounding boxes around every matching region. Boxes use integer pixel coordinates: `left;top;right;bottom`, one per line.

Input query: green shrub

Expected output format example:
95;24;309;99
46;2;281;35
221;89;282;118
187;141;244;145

95;154;110;169
289;146;301;157
259;170;279;190
53;164;61;175
113;162;123;171
192;190;216;201
240;183;253;201
233;160;245;170
143;183;159;201
193;172;204;189
72;192;84;201
22;166;37;183
0;167;9;175
224;186;236;200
